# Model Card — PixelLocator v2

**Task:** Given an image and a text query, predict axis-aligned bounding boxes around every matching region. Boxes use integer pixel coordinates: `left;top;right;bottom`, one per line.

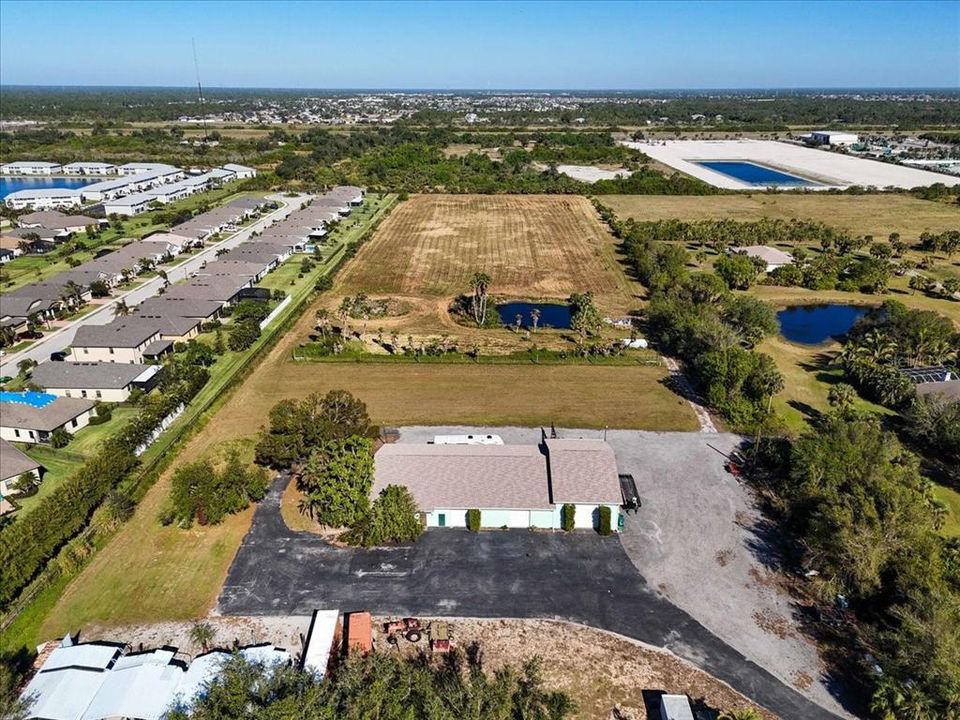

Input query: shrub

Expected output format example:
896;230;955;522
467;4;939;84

50;427;70;448
561;503;576;532
598;506;612;536
466;508;481;532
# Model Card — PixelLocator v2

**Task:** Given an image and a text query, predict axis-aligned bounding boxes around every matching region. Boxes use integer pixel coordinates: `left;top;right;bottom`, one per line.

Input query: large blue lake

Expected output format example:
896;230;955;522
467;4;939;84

0;176;97;199
696;160;816;187
777;304;870;345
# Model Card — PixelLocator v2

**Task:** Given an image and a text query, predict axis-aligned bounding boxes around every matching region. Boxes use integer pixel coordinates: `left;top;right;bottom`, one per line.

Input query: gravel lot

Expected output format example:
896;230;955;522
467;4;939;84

397;426;856;718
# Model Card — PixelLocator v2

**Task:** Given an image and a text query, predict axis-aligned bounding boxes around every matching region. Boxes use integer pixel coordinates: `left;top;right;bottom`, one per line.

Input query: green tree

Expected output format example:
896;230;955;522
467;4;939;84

715;254;760;290
469;271;491;327
297;435;374;528
50;427;70;448
349;484;423;547
189;621;215;653
568;292;603;339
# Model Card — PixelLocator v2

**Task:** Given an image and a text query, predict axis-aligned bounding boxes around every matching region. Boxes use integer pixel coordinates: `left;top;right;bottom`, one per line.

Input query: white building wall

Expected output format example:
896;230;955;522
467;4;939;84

56;386;130;402
70;345;150;364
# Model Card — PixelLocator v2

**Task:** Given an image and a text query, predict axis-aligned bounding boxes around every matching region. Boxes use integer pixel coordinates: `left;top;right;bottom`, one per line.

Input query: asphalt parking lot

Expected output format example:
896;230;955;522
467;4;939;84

219;435;844;720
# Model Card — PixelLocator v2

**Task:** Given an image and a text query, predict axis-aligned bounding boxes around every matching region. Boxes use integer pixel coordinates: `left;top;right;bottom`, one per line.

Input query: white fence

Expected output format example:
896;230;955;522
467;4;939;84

134;403;185;456
259;295;292;330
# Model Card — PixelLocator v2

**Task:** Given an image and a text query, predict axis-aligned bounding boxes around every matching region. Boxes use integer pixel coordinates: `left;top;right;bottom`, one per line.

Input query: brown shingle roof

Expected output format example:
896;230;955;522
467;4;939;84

373;444;551;511
545;439;621;504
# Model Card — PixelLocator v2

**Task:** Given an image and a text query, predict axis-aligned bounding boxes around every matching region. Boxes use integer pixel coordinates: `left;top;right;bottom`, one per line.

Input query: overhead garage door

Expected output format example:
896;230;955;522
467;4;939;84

573;504;597;530
506;510;530;528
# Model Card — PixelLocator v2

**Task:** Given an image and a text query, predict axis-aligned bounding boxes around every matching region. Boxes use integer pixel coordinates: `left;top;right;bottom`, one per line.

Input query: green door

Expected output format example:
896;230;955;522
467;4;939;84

438;513;446;527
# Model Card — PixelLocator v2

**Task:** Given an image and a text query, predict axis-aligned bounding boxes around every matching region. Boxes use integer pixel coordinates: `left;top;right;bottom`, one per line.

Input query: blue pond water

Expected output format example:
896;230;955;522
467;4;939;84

0;390;58;408
777;304;870;345
696;161;816;187
0;176;97;199
497;302;572;329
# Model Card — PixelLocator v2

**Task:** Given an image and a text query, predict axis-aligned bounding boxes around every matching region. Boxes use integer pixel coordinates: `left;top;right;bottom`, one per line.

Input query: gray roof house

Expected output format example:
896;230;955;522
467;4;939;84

0;438;42;484
32;361;156;391
0;396;96;433
132;297;223;321
72;319;161;349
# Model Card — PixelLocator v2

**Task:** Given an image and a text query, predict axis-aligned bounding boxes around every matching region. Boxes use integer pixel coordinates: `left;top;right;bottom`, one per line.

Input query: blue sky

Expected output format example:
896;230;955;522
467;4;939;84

1;1;957;89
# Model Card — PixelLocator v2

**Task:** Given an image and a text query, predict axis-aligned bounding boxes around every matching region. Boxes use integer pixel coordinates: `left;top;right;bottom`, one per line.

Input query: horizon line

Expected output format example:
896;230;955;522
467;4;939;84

2;84;958;93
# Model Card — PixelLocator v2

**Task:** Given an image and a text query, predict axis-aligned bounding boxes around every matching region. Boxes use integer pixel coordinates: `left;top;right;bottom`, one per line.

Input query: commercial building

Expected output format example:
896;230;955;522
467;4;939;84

31;361;160;402
62;161;116;175
809;131;859;147
372;438;622;530
1;161;62;175
0;394;96;444
4;188;83;210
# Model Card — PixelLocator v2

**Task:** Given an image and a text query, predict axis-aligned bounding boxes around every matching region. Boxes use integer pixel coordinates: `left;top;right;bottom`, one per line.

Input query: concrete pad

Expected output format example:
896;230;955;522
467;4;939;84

623;139;960;190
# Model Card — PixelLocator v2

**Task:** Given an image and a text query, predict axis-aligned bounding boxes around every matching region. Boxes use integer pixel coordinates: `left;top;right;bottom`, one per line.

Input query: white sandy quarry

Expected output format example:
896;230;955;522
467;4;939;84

622;139;960;190
556;164;632;183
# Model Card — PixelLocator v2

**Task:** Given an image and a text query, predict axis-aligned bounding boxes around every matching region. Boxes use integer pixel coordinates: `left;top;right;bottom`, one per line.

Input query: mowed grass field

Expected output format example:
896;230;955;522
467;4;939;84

597;194;960;243
336;194;636;307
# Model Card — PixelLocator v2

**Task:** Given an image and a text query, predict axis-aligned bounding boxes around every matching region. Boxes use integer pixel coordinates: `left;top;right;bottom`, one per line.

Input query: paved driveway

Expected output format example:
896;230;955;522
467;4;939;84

219;472;842;720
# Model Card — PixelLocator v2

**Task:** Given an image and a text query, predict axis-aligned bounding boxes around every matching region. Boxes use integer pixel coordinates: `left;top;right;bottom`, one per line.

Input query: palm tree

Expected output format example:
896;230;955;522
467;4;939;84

189;621;215;653
827;383;857;414
315;309;331;339
859;329;897;364
469;271;491;327
113;299;130;318
514;313;523;333
530;307;541;332
61;280;85;308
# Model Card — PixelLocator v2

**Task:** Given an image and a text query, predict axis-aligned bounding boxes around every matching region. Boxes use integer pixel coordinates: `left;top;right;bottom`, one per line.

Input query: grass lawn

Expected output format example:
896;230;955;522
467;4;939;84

36;195;399;639
757;335;892;434
14;407;138;518
15;446;86;518
598;194;960;245
934;484;960;538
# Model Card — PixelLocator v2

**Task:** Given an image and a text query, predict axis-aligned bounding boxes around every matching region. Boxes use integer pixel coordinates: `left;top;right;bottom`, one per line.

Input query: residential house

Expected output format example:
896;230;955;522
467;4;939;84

31;361;161;402
18;210;104;235
0;395;96;444
734;245;794;273
103;191;158;216
0;438;42;498
70;319;164;364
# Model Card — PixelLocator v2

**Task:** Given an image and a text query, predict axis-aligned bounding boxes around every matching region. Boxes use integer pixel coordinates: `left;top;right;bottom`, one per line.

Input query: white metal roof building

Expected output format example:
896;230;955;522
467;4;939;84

21;636;291;720
62;162;116;175
4;188;83;210
809;130;859;146
1;161;62;175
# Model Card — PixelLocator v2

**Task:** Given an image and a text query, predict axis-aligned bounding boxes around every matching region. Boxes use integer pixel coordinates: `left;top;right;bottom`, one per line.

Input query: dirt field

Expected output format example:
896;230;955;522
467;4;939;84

62;617;770;720
598;194;959;243
337;194;636;306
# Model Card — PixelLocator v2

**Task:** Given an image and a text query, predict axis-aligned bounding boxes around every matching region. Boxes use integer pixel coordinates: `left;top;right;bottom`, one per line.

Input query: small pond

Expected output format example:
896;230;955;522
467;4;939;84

497;302;572;329
777;304;870;345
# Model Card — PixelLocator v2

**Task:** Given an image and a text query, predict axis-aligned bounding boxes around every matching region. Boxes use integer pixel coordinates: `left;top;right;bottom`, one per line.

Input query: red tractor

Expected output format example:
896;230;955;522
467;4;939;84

383;617;423;644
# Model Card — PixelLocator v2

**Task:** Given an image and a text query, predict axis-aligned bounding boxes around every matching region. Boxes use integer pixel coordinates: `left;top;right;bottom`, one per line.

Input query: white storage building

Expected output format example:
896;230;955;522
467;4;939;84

373;438;622;531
